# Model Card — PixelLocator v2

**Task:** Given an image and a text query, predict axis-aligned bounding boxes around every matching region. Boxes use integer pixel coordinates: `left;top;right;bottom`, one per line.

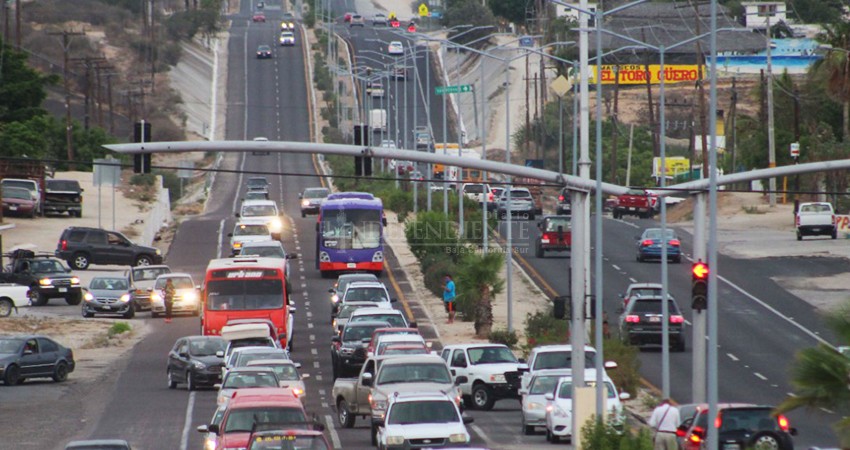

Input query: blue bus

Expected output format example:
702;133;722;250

316;192;385;277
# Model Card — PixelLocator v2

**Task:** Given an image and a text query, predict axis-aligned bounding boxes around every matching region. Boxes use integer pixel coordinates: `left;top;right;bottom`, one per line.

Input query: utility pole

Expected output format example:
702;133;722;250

686;0;710;178
106;72;115;134
729;77;737;175
766;14;777;206
525;54;531;158
48;29;86;164
15;0;20;48
641;30;658;157
71;56;107;131
611;66;620;182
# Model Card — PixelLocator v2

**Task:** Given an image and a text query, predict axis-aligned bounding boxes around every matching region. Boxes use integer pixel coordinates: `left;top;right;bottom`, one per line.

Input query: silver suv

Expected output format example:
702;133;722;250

497;188;535;220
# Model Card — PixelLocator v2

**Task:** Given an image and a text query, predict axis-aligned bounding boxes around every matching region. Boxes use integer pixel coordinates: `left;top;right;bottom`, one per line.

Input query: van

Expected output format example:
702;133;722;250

369;109;387;133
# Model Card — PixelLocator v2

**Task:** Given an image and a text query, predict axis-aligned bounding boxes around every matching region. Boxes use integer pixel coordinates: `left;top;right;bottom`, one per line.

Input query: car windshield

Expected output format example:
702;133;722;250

343;324;385;342
321;209;381;249
509;190;531;198
258;45;270;51
245;192;267;200
206;279;283;310
343;287;388;302
533;351;596;370
387;400;458;425
0;338;22;353
223;407;307;433
631;299;680;314
281;32;294;38
255;364;299;381
337;304;374;319
544;218;571;232
243;205;278;217
642;229;676;240
155;277;193;289
223;371;279;389
248;178;268;187
241;246;285;258
132;267;170;281
249;435;328;450
629;287;661;298
377;363;451;385
90;278;129;290
468;346;517;364
30;259;67;273
1;180;34;190
234;224;270;236
350;314;405;327
695;408;777;432
304;189;329;199
190;339;226;356
530;375;561;395
238;352;288;366
626;189;646;196
800;204;831;213
463;184;485;193
4;187;31;200
337;275;376;291
382;346;428;356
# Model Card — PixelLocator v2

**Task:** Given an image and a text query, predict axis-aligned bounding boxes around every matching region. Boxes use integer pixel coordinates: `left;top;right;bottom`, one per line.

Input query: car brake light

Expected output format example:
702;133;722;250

625;315;640;323
689;433;702;444
715;415;722;429
669;239;680;246
832;215;836;225
777;414;790;431
61;240;67;251
558;195;564;202
670;315;684;323
488;192;494;201
641;239;654;246
676;428;686;437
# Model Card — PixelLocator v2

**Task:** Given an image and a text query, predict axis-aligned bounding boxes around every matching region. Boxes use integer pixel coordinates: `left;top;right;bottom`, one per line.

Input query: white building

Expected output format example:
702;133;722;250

741;2;788;29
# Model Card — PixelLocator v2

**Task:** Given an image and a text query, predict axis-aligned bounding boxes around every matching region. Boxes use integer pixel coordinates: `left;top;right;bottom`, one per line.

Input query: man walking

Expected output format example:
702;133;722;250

163;278;175;324
442;274;456;324
648;398;680;450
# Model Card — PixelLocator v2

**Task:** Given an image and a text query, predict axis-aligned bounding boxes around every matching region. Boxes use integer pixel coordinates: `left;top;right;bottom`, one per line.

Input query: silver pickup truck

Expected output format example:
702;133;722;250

331;354;465;445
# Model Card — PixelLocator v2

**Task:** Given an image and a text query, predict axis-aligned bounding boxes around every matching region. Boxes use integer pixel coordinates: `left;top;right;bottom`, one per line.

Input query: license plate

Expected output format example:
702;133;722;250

347;263;356;268
104;305;112;310
58;288;67;293
541;239;550;244
9;206;17;211
629;207;635;211
812;228;820;232
649;317;661;322
723;444;740;450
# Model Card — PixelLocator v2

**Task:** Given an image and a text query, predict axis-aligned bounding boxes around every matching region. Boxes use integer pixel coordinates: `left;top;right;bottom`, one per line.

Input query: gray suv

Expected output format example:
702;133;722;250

56;226;163;270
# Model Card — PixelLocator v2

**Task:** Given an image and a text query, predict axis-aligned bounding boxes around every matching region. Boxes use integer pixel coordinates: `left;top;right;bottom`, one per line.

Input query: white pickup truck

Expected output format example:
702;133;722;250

0;283;31;317
796;202;837;240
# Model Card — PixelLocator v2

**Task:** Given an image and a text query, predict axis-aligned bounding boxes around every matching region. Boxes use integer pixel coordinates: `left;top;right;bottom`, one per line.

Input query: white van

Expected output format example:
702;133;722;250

369;109;387;133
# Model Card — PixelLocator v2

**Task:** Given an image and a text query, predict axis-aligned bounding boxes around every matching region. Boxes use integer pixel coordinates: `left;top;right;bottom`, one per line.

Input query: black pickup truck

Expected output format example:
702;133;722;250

0;250;82;306
44;179;83;217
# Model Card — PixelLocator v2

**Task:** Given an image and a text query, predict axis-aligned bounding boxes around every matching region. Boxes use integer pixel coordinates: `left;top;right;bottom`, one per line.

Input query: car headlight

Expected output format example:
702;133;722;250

370;397;387;411
232;242;242;249
449;433;468;443
340;348;354;355
217;393;229;406
489;374;506;383
554;406;569;418
39;278;52;286
291;386;304;397
70;277;80;285
331;294;339;303
84;292;94;302
151;292;162;302
183;291;198;302
527;401;542;410
204;437;216;450
269;218;282;232
119;293;131;302
193;361;207;370
319;251;330;262
331;319;337;329
302;199;310;206
386;436;405;445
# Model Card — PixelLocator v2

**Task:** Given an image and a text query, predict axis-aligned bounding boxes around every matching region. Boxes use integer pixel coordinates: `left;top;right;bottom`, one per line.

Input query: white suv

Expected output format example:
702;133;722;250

520;344;617;391
440;343;527;410
340;281;394;308
237;199;282;239
376;391;473;450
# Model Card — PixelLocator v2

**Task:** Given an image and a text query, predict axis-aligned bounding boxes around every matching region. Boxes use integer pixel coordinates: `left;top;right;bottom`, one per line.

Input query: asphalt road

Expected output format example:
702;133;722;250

497;213;844;448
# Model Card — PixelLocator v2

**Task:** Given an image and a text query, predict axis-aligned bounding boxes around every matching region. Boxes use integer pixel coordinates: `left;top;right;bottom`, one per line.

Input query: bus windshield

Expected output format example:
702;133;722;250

321;209;381;249
206;279;283;310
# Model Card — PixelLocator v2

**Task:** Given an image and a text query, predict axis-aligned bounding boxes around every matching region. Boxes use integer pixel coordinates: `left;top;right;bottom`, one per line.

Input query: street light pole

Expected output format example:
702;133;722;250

766;14;777;206
504;59;514;333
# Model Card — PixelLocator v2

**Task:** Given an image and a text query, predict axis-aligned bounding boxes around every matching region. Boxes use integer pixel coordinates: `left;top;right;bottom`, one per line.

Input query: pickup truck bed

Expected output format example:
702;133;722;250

796;202;836;240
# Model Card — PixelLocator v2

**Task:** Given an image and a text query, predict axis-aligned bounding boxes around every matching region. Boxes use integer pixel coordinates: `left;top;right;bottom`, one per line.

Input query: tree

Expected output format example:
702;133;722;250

0;41;57;124
456;251;505;338
488;0;527;25
776;301;850;447
813;21;850;141
443;0;498;46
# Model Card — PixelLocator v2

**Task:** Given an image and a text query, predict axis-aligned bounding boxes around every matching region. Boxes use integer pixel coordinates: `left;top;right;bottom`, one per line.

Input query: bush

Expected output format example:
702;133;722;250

489;328;519;349
404;211;460;262
130;173;156;187
154;170;181;204
108;322;132;337
581;416;652;450
524;308;569;349
422;257;457;299
601;338;642;397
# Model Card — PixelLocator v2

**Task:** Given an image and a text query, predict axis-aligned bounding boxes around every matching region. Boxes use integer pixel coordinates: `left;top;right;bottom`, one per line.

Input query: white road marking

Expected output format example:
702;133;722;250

308;323;314;329
310;334;315;341
311;348;317;355
301;283;307;288
629;277;637;283
318;389;326;396
314;361;320;369
787;392;796;397
216;220;225;259
324;414;341;449
727;353;739;362
305;301;311;306
316;375;323;381
613;218;640;229
684;319;692;326
820;407;835;414
322;401;329;408
300;267;305;272
754;372;767;381
306;311;313;318
468;423;498;448
179;391;196;450
300;275;306;280
612;264;621;271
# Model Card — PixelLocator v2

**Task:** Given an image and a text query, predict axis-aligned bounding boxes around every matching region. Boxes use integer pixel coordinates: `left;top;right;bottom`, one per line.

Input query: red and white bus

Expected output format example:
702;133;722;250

201;257;293;349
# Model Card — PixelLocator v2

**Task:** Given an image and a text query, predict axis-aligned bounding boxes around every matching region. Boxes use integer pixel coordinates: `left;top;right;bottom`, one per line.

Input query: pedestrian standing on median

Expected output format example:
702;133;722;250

648;398;680;450
442;274;456;324
163;278;175;324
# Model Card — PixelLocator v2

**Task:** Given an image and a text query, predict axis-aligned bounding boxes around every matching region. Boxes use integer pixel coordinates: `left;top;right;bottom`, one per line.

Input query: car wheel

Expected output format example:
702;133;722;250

370;422;378;445
550;430;560;443
523;422;534;435
4;364;21;385
32;290;48;307
81;305;94;318
337;399;355;428
52;361;69;382
0;299;13;317
123;307;135;319
636;254;643;263
748;431;782;450
331;359;338;380
134;255;153;266
186;371;195;391
796;231;802;241
72;252;90;270
536;244;543;258
167;369;177;389
66;293;82;306
472;384;495;411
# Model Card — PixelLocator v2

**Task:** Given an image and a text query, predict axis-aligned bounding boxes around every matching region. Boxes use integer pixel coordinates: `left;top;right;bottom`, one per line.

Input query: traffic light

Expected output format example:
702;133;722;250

691;261;708;311
133;122;152;174
353;125;372;177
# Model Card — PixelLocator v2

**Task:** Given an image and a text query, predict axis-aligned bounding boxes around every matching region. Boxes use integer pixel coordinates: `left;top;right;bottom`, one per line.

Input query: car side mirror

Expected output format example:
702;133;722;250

544;393;554;401
65;268;72;273
454;375;468;385
362;372;373;386
215;350;224;358
286;254;299;260
298;193;303;198
196;425;209;433
462;416;474;425
390;298;398;303
518;388;528;395
301;373;310;379
789;427;798;436
290;307;297;313
23;349;33;355
604;361;618;370
227;233;233;237
179;352;189;359
294;362;302;369
409;321;417;328
235;213;240;218
206;424;219;434
618;392;631;400
213;383;222;389
329;289;335;293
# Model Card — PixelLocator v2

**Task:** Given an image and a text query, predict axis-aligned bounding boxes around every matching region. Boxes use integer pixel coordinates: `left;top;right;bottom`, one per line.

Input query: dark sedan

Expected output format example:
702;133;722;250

2;186;37;218
256;44;272;59
0;335;75;385
167;336;227;391
636;227;681;263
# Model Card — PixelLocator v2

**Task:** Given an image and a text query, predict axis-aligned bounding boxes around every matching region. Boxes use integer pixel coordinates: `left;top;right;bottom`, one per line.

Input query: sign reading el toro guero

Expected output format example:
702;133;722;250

590;64;705;85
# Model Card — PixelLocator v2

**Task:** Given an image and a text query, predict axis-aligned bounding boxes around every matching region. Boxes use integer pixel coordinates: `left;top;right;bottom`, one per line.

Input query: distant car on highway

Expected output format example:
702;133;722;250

372;13;388;26
544;370;628;442
343;12;353;22
635;227;681;263
613;188;653;219
387;40;404;55
279;31;296;46
126;264;171;311
349;14;365;27
256;44;272;59
228;222;272;256
215;367;281;407
497;187;535;220
618;294;686;351
796;201;837;240
376;392;472;449
392;66;406;80
82;276;134;319
556;187;571;215
201;388;308;450
64;440;132;450
56;226;163;270
252;10;266;22
150;273;200;317
620;282;669;308
244;175;269;195
535;215;571;258
280;12;295;30
369;81;385;97
246;430;330;450
167;335;226;390
0;335;75;385
299;187;330;217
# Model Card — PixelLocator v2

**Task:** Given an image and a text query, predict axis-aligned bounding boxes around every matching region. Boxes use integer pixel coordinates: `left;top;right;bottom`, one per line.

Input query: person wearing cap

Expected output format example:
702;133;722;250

648;398;680;450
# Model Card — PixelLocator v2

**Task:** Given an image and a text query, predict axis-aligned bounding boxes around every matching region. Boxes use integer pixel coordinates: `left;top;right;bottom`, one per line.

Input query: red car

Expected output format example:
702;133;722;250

535;215;571;258
390;19;400;27
343;12;353;22
252;11;266;22
205;388;307;450
407;22;416;32
2;186;37;218
247;430;329;450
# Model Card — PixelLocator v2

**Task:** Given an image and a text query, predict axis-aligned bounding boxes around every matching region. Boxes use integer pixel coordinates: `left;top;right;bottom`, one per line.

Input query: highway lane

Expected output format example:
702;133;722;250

497;214;842;447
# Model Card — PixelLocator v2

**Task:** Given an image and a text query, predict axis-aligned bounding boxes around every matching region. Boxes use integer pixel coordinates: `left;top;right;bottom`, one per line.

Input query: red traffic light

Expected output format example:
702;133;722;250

692;262;709;279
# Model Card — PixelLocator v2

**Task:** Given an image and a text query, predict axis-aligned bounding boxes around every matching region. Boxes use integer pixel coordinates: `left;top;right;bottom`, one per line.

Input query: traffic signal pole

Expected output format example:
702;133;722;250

692;191;707;403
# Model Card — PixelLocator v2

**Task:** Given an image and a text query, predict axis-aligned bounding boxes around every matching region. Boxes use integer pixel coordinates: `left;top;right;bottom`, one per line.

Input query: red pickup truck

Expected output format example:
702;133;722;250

613;189;653;219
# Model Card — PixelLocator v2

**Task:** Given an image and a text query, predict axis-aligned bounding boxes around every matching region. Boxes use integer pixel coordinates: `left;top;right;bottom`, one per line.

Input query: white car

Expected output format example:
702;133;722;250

369;82;385;97
520;369;570;434
340;281;395;308
520;344;617;391
348;307;410;328
215;366;281;407
237;199;282;239
439;343;527;410
376;391;473;450
0;283;33;316
221;345;289;381
196;406;226;450
387;41;404;55
279;31;296;46
246;359;308;402
371;334;427;357
150;273;200;317
227;221;272;256
543;369;630;442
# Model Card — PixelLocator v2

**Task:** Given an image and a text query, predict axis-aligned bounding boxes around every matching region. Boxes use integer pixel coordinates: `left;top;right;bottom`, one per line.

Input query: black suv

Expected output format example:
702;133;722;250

618;295;685;351
44;179;84;217
0;249;82;306
679;404;797;450
331;320;390;379
56;227;163;270
556;188;571;215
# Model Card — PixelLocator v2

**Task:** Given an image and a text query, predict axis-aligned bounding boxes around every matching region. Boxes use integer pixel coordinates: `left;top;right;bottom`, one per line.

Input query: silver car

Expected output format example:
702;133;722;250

520;369;571;434
246;359;308;402
497;188;535;220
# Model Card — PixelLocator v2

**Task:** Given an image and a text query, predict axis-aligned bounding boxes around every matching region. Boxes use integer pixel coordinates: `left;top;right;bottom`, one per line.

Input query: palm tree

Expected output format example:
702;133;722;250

813;21;850;141
456;251;505;338
776;302;850;447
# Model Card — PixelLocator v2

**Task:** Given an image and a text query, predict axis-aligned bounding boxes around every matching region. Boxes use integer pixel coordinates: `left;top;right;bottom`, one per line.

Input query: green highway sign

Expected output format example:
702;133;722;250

435;84;473;95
